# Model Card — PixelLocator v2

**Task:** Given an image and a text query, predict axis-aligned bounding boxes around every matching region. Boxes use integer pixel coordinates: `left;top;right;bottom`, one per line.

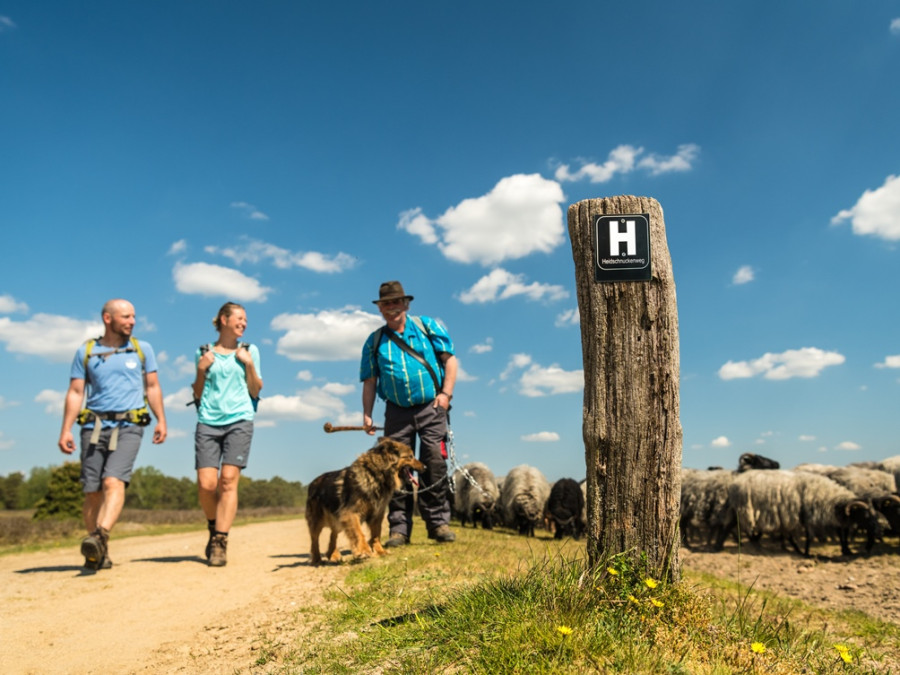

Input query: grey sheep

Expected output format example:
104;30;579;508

715;470;881;556
500;464;551;536
680;468;735;549
452;462;500;529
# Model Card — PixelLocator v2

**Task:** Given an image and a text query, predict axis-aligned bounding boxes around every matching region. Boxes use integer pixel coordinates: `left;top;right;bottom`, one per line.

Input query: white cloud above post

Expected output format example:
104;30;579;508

398;174;566;266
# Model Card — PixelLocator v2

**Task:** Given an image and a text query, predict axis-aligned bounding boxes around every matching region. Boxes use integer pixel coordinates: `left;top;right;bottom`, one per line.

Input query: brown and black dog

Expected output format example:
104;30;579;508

306;437;424;565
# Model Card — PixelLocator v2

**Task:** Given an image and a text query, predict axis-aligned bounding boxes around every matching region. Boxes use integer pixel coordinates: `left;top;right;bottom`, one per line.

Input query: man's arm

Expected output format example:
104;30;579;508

144;371;168;444
435;353;458;410
362;377;377;435
58;378;85;454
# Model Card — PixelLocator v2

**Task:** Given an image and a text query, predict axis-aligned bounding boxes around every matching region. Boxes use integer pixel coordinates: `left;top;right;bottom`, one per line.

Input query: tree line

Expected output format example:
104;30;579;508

0;464;307;519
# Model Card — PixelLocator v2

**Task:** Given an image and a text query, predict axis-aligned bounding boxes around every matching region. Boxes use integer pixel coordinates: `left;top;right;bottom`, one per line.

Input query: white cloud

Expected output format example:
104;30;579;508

518;362;583;397
0;395;19;410
500;353;533;381
271;307;382;362
831;174;900;240
799;435;816;442
718;347;845;380
230;201;270;221
469;338;493;354
555;144;699;183
555;308;580;327
455;364;477;382
0;314;101;362
891;18;900;34
638;144;701;176
521;431;560;442
0;431;13;451
168;239;187;256
0;16;16;32
875;355;900;369
256;386;351;422
35;389;66;415
711;436;731;448
732;265;755;285
398;174;566;266
0;294;28;314
172;261;272;301
458;268;568;304
498;353;581;396
163;386;195;411
169;354;196;378
206;238;356;274
296;370;314;381
836;441;861;451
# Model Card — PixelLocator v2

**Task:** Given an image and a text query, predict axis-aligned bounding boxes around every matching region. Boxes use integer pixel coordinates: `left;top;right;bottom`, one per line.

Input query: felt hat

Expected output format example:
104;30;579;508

373;280;413;304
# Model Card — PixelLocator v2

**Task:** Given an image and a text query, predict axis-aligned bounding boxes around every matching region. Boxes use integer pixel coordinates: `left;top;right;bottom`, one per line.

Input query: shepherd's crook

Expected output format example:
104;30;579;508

323;422;382;433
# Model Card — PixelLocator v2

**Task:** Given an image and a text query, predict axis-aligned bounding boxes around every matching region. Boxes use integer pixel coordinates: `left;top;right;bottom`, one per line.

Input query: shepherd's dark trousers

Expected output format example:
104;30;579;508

383;400;450;538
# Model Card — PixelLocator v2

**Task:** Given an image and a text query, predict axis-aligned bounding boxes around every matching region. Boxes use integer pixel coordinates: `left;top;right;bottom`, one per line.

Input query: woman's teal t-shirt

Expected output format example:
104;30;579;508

196;344;261;426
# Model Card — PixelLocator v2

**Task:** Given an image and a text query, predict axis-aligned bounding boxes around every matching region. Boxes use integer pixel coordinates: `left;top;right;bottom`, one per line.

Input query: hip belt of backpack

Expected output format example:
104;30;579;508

77;407;151;450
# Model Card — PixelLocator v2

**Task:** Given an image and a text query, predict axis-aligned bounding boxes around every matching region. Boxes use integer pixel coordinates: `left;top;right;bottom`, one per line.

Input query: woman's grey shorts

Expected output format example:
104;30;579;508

195;420;254;470
80;425;143;492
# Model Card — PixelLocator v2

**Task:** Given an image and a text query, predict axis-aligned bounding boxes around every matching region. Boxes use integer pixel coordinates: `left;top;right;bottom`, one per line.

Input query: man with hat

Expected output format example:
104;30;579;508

360;281;458;545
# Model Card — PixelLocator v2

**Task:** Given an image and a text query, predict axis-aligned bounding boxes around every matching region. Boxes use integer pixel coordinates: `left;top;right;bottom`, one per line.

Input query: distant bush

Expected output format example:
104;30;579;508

33;463;82;521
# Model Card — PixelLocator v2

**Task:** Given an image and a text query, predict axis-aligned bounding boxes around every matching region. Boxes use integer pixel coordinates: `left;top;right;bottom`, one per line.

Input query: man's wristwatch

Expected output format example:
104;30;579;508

439;391;453;401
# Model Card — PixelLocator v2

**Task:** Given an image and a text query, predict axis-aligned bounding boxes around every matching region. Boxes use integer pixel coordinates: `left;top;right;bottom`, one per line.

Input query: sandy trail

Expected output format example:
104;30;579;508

2;519;341;674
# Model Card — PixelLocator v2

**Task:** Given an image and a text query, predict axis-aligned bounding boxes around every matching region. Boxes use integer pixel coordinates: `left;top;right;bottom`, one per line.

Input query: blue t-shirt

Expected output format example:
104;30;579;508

196;344;261;426
360;315;453;407
70;338;158;427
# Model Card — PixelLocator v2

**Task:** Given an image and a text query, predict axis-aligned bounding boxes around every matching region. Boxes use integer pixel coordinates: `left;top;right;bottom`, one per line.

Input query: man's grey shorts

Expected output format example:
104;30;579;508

80;425;143;493
195;420;253;470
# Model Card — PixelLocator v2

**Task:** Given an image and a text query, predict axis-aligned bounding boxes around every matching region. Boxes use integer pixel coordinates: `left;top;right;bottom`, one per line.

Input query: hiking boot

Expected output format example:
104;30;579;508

81;530;107;570
204;524;216;560
99;554;113;570
209;533;228;567
383;532;409;548
427;525;456;543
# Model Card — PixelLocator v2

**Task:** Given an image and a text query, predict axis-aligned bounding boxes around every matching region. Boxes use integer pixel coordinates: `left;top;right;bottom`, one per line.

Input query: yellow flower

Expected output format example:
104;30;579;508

644;578;659;589
751;642;766;654
607;567;619;576
556;625;573;636
434;553;441;557
650;598;664;608
833;645;852;663
628;595;640;605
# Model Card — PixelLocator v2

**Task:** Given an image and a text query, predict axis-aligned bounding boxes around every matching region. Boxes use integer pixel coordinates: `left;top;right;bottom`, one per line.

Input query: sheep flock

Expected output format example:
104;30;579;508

450;453;900;558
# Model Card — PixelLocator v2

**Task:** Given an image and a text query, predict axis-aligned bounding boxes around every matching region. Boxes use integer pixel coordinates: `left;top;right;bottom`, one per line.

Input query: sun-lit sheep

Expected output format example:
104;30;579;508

500;464;551;537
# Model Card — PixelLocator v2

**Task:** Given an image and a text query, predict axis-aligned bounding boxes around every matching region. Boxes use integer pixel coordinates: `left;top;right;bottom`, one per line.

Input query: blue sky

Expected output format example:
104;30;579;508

1;3;899;485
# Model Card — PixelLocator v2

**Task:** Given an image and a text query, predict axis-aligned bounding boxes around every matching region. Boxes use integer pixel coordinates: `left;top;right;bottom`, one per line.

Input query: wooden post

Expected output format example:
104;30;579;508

567;196;682;580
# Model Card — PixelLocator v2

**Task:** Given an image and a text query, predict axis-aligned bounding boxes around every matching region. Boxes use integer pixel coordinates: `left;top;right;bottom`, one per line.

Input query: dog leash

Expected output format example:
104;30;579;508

396;425;492;500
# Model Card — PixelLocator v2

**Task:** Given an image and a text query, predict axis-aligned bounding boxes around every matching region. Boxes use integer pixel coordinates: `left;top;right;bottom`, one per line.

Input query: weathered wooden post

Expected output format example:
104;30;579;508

568;196;682;580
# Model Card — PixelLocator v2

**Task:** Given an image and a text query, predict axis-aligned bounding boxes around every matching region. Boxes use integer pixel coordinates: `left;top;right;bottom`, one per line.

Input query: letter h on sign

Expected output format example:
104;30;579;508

610;220;637;256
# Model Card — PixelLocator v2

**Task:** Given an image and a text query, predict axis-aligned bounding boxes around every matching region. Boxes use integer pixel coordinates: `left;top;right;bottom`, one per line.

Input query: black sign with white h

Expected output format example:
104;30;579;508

594;213;652;282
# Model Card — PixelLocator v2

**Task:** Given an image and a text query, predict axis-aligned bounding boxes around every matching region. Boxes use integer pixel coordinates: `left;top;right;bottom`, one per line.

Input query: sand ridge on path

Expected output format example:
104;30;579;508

2;519;347;675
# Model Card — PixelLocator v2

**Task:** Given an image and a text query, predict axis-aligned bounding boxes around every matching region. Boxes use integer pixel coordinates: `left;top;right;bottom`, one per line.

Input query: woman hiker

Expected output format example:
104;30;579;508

191;301;263;567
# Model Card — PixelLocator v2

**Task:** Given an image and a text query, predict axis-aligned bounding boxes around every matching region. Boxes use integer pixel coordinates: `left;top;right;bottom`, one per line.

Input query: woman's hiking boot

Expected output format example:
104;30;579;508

204;522;216;560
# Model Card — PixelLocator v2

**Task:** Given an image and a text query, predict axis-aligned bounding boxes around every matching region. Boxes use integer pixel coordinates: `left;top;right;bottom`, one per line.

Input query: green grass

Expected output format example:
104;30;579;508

267;526;898;674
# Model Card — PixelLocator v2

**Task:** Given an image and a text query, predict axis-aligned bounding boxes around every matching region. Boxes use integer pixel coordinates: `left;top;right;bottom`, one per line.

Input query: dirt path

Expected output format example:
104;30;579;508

4;522;899;674
3;519;346;674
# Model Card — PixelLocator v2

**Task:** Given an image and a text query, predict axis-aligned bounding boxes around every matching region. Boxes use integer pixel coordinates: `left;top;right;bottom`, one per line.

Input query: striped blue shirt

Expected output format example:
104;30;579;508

360;315;454;407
